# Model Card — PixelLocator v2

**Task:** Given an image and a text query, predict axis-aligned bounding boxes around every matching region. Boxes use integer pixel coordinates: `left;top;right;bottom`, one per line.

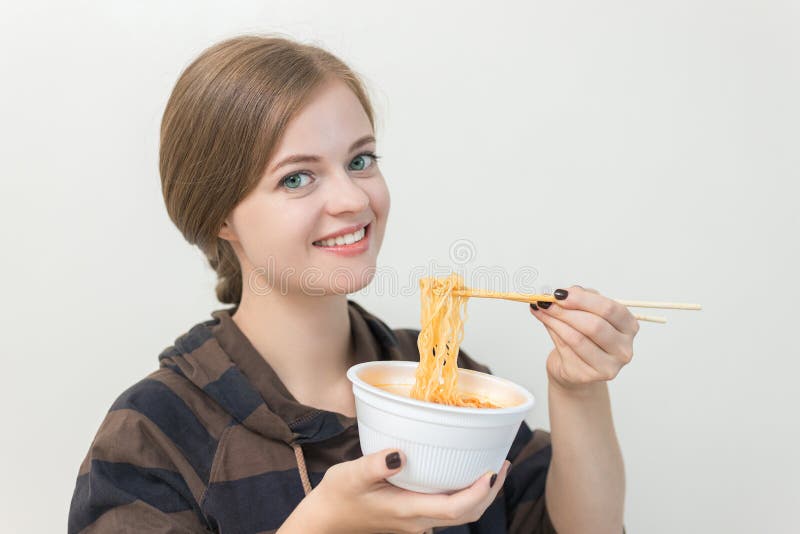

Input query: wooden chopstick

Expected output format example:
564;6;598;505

630;314;667;324
452;288;702;324
609;299;701;310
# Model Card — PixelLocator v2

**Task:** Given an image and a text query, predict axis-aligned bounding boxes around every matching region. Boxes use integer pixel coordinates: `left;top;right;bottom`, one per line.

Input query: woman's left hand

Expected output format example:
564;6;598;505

529;285;640;391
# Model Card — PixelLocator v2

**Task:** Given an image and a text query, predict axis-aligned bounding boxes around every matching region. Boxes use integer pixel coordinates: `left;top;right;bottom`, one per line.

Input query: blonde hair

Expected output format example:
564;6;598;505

159;34;377;304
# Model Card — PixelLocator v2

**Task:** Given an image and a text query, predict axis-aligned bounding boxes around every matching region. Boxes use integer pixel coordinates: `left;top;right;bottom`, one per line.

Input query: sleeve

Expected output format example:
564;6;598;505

68;393;214;533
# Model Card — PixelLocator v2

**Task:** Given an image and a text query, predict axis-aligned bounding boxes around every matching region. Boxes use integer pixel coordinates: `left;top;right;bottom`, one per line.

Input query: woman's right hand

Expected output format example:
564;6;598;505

283;448;511;534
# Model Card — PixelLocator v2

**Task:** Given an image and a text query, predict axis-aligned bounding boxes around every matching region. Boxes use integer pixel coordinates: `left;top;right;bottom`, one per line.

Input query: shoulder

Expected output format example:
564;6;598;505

112;368;232;438
70;369;226;532
91;368;232;484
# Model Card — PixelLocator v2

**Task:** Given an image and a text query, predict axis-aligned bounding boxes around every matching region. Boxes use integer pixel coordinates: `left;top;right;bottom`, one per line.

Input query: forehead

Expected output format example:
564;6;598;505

273;79;373;155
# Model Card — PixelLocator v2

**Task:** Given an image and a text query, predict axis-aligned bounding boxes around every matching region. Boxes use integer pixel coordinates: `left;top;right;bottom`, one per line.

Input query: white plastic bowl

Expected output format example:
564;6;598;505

346;360;535;494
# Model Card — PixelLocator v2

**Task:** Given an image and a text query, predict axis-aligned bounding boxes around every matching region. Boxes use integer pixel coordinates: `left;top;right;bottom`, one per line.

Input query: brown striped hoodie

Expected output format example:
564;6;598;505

69;299;557;533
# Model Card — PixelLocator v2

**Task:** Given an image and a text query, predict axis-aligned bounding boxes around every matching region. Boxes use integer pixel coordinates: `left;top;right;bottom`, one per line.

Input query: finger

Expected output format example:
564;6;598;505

437;460;511;526
408;465;501;521
453;459;510;505
539;304;635;367
532;307;622;379
552;285;638;335
533;306;602;370
533;302;624;356
544;324;600;381
357;448;406;488
397;462;511;528
480;460;511;507
575;285;599;294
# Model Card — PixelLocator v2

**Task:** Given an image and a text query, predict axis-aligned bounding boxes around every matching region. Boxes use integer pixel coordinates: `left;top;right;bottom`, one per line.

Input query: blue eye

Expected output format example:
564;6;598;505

281;172;313;190
349;152;381;171
279;152;381;191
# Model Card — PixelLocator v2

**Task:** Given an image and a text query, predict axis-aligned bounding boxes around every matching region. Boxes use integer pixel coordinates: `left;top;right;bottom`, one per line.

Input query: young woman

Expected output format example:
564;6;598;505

69;35;633;534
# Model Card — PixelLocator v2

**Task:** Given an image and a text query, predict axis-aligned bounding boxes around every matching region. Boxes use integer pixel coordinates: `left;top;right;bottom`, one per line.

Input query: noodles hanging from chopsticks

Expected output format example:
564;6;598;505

410;273;499;408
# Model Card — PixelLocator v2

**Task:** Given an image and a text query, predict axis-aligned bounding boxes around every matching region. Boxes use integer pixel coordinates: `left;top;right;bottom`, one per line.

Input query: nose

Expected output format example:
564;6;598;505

324;170;370;214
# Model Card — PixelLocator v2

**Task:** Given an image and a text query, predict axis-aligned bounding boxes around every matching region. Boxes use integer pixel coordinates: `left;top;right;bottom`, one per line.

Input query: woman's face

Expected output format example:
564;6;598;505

220;79;390;296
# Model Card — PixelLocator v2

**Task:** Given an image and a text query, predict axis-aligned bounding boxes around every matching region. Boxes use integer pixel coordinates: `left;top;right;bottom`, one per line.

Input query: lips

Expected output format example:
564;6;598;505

311;222;372;256
312;221;371;245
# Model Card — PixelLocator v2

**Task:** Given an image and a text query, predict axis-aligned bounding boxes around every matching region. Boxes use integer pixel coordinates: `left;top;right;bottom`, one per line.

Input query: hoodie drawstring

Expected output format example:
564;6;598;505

292;443;313;496
293;443;434;534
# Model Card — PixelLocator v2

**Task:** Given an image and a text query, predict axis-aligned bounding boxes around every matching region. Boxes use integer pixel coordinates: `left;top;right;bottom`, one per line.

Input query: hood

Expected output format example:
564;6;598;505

157;299;408;447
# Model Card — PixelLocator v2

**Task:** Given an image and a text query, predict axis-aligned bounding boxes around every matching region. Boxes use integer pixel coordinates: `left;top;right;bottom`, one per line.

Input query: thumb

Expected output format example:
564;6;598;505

354;448;406;487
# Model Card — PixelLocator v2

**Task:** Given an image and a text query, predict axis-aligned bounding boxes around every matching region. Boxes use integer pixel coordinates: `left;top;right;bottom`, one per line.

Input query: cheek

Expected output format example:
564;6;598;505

230;195;310;263
229;204;268;264
369;176;391;219
366;177;390;252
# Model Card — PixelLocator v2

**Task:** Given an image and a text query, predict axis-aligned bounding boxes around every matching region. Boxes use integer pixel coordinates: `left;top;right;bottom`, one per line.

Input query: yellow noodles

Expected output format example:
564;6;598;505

410;273;499;408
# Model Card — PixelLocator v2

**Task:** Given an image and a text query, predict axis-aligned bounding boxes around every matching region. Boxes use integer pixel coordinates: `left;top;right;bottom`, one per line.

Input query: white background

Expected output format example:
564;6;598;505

1;1;798;532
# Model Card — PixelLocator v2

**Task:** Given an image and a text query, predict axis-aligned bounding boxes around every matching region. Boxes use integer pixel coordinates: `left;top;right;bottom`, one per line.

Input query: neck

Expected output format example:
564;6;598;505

231;289;354;404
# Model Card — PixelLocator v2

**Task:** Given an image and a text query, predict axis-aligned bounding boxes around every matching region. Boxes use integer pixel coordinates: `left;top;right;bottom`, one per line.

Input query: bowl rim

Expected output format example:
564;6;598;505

346;360;535;415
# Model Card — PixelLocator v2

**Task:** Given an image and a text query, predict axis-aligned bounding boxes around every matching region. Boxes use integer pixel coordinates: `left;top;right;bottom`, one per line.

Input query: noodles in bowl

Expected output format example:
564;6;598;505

411;273;499;408
346;273;535;493
347;361;534;493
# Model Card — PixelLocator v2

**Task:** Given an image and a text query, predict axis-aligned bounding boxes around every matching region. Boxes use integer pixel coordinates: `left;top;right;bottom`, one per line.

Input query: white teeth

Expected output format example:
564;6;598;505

314;226;367;247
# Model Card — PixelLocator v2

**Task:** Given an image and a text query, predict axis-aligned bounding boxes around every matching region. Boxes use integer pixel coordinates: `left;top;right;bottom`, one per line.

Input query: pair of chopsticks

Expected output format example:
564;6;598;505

452;288;702;324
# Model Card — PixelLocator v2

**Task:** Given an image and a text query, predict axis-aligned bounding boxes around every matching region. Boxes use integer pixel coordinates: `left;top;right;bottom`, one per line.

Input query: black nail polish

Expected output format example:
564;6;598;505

490;473;498;488
537;301;552;309
554;289;568;300
385;452;401;469
530;303;539;311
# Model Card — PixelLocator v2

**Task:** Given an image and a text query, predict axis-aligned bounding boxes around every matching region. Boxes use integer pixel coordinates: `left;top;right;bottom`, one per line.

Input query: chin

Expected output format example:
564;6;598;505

329;260;379;295
292;257;378;296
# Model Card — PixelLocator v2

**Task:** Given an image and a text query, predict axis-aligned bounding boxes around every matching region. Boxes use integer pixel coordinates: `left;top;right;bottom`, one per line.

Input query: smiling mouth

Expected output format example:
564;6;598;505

312;223;370;247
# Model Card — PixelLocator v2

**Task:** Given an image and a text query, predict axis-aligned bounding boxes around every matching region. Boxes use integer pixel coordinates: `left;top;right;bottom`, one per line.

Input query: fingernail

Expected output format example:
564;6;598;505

554;289;568;300
530;303;539;311
489;473;498;488
385;452;401;469
537;301;552;309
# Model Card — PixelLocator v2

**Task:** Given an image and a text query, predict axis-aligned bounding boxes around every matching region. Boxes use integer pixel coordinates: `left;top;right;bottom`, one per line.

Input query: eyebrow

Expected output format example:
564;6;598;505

268;134;376;174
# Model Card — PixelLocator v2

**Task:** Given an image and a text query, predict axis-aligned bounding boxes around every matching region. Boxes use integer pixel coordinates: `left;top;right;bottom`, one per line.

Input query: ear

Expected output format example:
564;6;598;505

217;218;237;242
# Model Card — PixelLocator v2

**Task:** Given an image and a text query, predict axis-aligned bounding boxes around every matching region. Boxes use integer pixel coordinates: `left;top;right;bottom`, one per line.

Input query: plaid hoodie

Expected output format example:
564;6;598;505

69;299;557;533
